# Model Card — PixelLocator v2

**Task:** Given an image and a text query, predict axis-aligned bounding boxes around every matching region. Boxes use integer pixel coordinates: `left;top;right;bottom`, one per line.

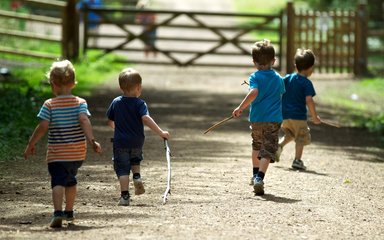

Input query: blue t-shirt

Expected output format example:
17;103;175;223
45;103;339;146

282;73;316;120
106;96;149;148
249;69;285;122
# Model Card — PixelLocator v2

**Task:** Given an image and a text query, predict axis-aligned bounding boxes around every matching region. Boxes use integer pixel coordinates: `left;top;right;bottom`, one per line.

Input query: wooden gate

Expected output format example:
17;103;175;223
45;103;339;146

286;2;368;75
82;6;283;69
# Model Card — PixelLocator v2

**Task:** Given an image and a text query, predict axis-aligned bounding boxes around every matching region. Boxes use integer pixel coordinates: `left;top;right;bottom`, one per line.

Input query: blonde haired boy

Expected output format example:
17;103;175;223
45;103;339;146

24;60;102;228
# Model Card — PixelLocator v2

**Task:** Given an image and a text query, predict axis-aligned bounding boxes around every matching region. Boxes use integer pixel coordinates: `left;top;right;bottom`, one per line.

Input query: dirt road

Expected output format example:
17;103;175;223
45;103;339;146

1;0;383;239
0;64;383;240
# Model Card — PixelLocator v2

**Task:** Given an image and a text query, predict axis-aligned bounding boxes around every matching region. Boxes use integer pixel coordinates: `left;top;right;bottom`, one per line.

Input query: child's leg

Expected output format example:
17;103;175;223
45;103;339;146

131;164;141;179
119;175;130;192
52;185;65;211
64;185;76;212
295;143;304;160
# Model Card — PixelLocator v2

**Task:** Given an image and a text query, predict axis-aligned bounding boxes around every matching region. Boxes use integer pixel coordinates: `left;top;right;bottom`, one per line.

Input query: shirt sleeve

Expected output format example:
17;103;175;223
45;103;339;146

138;101;149;117
249;73;258;90
106;101;115;121
304;80;316;97
37;100;51;122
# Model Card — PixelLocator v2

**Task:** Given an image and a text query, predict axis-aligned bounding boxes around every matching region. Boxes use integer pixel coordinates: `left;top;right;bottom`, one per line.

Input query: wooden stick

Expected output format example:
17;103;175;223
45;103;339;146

204;116;234;134
320;119;340;128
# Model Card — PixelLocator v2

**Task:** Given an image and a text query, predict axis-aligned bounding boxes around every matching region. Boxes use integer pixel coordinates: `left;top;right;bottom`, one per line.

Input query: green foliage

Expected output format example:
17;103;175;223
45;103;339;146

0;51;128;161
322;78;384;134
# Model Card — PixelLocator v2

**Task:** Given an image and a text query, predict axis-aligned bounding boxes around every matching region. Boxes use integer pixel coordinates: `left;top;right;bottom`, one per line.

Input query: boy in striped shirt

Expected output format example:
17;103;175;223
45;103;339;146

24;60;102;228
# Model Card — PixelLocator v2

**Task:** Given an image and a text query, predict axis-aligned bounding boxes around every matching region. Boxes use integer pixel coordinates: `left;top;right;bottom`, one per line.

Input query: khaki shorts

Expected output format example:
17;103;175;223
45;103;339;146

281;119;311;145
251;122;281;163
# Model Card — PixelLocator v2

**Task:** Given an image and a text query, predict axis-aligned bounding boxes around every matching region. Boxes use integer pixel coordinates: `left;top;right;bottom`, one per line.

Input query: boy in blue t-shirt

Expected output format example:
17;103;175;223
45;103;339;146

107;68;170;206
277;49;321;170
232;40;285;195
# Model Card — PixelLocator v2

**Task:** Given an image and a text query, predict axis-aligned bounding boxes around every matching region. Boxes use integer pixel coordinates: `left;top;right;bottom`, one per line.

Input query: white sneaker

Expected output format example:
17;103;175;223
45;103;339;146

133;178;145;195
118;195;130;206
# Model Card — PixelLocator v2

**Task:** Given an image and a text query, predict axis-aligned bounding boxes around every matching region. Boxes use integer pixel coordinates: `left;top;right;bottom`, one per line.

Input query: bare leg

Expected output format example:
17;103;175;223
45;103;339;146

279;134;293;148
295;143;304;160
259;157;270;174
131;165;140;176
252;150;260;168
119;175;129;192
52;185;64;211
64;185;76;211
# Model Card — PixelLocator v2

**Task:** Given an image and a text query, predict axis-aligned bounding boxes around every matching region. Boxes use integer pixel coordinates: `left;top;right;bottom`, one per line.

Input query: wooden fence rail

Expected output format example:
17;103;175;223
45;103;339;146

0;1;377;76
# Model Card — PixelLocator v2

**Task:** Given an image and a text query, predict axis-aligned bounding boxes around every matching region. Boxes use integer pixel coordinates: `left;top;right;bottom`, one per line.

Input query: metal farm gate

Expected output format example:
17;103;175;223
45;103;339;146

81;6;283;70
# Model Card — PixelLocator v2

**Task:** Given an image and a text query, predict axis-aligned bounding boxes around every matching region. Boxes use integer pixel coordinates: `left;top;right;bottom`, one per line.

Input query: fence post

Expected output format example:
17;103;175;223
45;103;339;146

286;1;295;74
354;1;368;76
62;0;79;60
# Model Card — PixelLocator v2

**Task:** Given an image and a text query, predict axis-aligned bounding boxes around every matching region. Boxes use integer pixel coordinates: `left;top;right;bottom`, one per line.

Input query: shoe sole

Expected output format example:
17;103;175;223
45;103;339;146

253;183;265;196
134;181;145;195
292;165;306;170
49;217;63;228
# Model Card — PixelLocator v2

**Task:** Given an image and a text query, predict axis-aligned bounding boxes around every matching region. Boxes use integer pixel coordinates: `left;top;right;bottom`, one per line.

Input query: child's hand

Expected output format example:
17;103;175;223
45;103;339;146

23;144;35;160
160;131;170;140
232;107;242;118
92;141;102;154
312;115;321;125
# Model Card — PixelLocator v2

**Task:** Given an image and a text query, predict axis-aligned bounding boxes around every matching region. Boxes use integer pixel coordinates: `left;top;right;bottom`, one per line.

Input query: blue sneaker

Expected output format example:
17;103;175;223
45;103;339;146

253;177;265;196
49;211;64;228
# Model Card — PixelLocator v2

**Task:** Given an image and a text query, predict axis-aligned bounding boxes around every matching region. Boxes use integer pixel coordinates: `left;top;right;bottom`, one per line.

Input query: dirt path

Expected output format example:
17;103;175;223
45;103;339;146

1;0;384;239
0;65;383;240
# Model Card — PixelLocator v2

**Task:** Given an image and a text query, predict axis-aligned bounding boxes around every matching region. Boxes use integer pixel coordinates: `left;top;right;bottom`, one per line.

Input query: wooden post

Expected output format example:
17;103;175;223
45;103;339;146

61;0;79;60
286;1;295;74
354;1;368;76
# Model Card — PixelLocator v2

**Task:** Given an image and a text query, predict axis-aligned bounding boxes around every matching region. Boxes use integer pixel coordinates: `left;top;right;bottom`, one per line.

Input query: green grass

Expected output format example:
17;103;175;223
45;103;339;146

321;78;384;133
0;50;128;161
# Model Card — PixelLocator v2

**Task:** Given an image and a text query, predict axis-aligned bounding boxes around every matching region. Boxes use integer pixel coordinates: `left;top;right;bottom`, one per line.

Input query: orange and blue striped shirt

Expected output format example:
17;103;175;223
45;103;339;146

38;95;90;163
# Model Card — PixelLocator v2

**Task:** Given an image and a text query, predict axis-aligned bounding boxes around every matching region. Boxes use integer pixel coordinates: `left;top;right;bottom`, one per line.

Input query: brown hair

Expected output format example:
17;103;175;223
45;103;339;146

118;68;142;91
47;60;76;86
295;49;315;71
252;39;275;65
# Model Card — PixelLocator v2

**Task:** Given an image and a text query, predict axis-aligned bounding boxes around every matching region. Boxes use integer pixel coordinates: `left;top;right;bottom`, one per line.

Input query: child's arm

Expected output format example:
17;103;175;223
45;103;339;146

79;113;102;153
306;96;321;124
107;120;115;129
232;88;258;118
142;115;170;140
24;120;49;160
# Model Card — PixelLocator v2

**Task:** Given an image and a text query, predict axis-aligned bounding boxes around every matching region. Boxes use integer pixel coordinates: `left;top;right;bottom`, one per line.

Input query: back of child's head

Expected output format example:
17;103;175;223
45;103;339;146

119;68;142;91
295;49;315;72
252;39;275;65
47;60;76;86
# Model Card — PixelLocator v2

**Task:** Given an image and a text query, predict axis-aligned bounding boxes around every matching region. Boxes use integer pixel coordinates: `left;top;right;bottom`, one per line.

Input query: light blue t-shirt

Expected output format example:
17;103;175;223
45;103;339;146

249;69;285;123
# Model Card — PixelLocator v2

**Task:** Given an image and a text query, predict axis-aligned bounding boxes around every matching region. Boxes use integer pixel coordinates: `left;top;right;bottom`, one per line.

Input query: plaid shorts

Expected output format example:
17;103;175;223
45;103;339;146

281;119;311;145
251;122;281;163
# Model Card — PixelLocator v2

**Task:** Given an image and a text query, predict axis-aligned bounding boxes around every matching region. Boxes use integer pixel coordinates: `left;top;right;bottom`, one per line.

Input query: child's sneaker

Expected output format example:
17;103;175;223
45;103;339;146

64;211;74;222
292;159;306;170
249;174;257;185
49;211;64;228
118;195;130;206
275;145;283;162
133;178;145;195
253;177;265;196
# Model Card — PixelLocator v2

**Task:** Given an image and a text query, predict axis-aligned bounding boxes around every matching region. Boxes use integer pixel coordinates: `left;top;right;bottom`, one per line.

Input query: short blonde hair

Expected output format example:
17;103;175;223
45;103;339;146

118;68;142;91
252;39;275;65
47;60;76;86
